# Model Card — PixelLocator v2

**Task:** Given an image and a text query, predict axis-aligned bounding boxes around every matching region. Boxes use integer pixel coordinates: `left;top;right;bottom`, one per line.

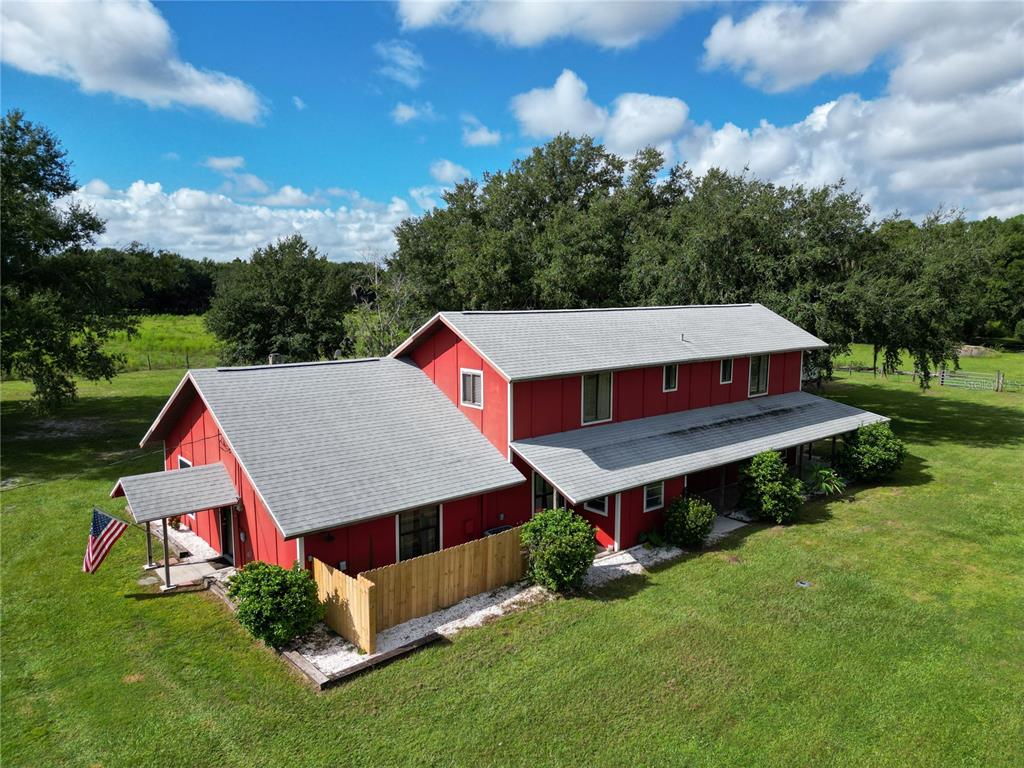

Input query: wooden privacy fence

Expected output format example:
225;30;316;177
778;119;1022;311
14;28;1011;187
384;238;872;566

311;558;377;654
311;525;528;654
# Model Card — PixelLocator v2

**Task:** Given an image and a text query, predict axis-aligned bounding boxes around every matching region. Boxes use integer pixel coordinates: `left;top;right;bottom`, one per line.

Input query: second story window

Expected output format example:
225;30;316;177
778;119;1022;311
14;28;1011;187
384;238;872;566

749;354;769;397
663;364;678;392
460;368;483;408
582;371;612;424
720;358;734;385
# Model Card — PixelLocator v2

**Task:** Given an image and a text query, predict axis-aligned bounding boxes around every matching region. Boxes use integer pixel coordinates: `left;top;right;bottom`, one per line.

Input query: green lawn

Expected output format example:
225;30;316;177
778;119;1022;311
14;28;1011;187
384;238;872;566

104;314;221;371
834;342;1024;380
2;370;1022;767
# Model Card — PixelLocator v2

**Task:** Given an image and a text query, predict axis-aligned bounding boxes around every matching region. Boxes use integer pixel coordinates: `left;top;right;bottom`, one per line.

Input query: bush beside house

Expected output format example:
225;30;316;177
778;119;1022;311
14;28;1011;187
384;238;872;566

228;562;324;649
521;508;595;593
741;451;804;524
665;496;716;549
838;423;908;481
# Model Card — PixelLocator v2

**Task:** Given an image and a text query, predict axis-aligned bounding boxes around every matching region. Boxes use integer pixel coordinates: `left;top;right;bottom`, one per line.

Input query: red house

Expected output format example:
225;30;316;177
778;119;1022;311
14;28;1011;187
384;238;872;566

112;304;887;574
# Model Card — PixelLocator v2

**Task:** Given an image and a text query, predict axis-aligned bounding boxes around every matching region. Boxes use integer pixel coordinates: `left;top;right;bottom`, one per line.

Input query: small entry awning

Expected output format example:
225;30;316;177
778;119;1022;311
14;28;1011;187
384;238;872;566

110;463;239;523
511;391;888;504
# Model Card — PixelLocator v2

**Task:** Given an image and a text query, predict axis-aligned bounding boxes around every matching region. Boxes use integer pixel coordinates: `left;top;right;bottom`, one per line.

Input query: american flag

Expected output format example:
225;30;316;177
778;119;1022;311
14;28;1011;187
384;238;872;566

82;508;128;574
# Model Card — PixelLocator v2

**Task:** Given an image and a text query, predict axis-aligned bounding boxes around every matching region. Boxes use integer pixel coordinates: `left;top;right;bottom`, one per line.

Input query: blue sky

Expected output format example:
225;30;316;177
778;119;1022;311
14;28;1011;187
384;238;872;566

2;1;1021;260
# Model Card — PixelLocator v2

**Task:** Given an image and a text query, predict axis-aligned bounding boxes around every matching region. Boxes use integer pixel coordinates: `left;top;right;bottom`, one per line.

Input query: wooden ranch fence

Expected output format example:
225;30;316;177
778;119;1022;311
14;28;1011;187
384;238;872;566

311;558;377;654
311;525;528;654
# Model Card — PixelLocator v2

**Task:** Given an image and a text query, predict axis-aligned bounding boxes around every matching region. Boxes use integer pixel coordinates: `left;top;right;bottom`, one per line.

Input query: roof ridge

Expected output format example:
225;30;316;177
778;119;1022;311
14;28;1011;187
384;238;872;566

203;357;382;373
445;304;755;316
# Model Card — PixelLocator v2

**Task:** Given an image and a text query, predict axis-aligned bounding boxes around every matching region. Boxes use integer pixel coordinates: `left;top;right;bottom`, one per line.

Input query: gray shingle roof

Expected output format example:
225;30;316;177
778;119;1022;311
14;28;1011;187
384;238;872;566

144;358;523;539
397;304;828;381
511;391;887;504
111;463;239;523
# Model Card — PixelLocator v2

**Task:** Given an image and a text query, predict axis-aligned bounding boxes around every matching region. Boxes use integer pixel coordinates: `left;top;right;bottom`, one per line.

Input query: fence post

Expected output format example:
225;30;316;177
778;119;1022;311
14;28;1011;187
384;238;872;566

185;350;190;369
147;352;152;371
995;370;1003;392
939;366;945;386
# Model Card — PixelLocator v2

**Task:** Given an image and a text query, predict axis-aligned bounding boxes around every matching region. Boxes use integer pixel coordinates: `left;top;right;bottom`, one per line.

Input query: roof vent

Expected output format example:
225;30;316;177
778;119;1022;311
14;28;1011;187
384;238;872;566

268;352;283;365
680;333;686;342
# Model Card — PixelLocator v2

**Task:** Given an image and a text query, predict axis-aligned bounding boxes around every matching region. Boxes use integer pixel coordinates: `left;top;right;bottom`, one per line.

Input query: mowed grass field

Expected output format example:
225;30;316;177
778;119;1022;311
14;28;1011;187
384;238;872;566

2;368;1023;767
834;342;1024;380
103;314;221;371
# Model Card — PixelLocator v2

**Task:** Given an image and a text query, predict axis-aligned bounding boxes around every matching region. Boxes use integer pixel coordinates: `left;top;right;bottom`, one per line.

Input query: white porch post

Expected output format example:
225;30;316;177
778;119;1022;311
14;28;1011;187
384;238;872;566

160;517;174;591
144;521;158;570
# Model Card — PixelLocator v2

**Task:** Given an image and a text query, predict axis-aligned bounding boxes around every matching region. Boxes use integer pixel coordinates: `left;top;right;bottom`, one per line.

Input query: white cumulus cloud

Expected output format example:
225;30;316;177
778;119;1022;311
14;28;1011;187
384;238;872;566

374;39;425;88
292;96;307;111
511;69;688;158
0;0;264;122
67;179;412;261
397;0;686;48
391;101;436;124
259;185;320;207
429;159;471;184
461;114;501;146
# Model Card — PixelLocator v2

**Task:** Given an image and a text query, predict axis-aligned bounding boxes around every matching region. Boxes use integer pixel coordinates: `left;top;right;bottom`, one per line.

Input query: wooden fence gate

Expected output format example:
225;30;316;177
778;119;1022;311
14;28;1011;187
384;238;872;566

311;525;527;654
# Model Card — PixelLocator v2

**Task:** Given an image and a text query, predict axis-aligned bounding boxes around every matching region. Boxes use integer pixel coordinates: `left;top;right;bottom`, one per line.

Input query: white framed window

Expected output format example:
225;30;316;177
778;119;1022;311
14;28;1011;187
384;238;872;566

177;456;192;469
397;505;440;561
583;496;608;516
720;358;734;385
749;354;769;397
533;472;554;514
644;481;664;512
663;364;678;392
460;368;483;409
582;371;613;425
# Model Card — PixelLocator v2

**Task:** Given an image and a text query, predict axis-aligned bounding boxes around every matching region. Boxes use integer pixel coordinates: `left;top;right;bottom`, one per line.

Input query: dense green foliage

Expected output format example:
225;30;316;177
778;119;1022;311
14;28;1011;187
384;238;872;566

205;235;372;365
354;134;1023;379
664;495;716;549
520;507;596;592
838;423;908;482
0;110;137;410
226;561;324;649
805;465;847;496
741;451;805;524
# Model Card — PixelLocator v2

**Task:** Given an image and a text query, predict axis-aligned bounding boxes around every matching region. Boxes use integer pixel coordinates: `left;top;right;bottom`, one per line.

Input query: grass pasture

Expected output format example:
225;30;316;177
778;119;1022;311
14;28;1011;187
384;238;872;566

1;369;1023;767
834;342;1024;380
104;314;221;371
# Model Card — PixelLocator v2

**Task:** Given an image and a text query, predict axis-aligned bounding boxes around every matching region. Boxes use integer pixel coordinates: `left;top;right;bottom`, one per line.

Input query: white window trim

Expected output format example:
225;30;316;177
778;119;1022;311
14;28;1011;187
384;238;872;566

644;481;665;513
459;367;484;409
583;496;609;517
720;358;734;385
662;364;678;393
581;371;614;426
748;354;771;398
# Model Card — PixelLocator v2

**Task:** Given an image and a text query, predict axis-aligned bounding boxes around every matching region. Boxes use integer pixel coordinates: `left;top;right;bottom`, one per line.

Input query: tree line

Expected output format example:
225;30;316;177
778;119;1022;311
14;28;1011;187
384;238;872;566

3;111;1021;411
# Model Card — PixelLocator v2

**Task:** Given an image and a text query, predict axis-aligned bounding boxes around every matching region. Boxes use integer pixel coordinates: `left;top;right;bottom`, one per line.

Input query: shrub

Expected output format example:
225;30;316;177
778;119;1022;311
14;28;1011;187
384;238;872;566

806;464;847;496
741;451;804;524
227;561;324;649
638;529;665;548
664;495;716;549
521;508;595;593
838;422;908;481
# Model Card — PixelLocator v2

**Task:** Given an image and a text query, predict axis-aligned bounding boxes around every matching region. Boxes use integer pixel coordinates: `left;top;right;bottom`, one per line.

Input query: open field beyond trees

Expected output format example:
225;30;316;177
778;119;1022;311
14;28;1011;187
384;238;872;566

835;342;1024;380
1;369;1023;767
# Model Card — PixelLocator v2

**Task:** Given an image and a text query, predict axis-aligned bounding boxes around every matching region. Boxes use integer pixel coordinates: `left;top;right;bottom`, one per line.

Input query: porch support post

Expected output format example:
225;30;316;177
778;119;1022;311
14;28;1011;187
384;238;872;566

144;521;157;570
719;465;726;511
831;436;837;465
160;517;174;591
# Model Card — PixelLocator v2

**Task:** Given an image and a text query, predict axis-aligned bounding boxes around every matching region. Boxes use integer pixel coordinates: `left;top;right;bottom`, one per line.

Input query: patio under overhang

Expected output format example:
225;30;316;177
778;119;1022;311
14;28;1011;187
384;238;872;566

110;463;239;590
510;391;888;505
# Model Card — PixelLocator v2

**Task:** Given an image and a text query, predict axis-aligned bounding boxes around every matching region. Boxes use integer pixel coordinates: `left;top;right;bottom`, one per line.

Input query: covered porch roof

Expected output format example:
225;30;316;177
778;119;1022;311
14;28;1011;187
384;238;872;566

511;391;888;505
110;463;239;523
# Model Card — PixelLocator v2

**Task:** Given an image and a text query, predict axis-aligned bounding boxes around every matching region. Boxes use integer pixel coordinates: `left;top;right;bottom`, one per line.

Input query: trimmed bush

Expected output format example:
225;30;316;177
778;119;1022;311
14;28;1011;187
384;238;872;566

521;508;595;593
227;561;324;649
664;495;716;549
741;451;804;524
838;422;908;481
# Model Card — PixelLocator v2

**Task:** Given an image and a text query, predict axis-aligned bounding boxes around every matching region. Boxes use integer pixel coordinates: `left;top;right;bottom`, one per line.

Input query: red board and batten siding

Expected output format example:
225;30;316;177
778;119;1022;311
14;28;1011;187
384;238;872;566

407;323;509;455
512;351;802;441
165;392;297;569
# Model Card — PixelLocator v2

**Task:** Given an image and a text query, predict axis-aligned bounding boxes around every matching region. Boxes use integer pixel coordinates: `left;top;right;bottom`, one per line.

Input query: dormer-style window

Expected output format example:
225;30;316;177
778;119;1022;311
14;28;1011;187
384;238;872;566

460;368;483;408
720;358;734;385
663;364;678;392
749;354;769;397
582;371;613;424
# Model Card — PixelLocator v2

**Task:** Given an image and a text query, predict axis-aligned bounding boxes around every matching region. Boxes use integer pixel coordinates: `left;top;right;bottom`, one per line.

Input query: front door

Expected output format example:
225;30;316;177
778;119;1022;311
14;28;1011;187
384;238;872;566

219;507;234;563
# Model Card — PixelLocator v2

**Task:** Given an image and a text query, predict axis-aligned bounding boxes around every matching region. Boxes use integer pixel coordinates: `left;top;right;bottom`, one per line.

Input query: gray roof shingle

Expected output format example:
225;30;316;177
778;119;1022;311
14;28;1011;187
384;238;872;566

398;304;828;381
511;391;887;503
145;358;523;538
111;463;239;523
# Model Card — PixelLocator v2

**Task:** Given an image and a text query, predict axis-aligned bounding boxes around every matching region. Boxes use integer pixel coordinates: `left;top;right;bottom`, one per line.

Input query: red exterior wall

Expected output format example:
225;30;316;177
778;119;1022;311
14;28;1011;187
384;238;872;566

406;323;509;455
512;352;802;441
165;391;297;569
